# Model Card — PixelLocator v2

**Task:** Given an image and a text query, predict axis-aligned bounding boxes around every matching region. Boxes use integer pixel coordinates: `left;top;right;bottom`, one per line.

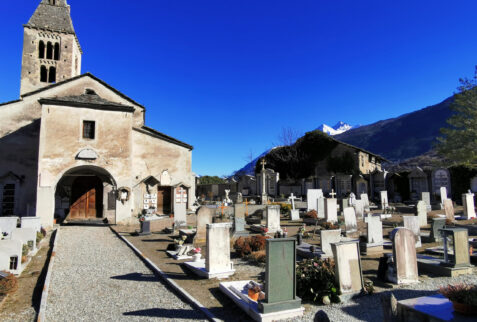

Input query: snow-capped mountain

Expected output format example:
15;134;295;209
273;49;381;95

317;121;355;136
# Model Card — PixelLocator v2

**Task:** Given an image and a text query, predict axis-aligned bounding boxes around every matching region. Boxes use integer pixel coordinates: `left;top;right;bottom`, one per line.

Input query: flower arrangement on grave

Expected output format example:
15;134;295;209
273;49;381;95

321;222;339;230
138;212;146;222
191;247;202;261
0;271;18;295
298;224;306;235
305;210;318;219
261;227;268;235
193;247;201;254
246;282;265;301
296;258;340;304
439;283;477;314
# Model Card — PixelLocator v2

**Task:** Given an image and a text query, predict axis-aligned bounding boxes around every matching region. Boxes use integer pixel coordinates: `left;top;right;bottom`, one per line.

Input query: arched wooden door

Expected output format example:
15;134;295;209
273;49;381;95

69;176;103;219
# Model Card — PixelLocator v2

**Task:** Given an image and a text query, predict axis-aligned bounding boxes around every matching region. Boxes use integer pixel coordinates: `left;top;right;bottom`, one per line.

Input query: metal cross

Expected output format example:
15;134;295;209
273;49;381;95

330;189;337;198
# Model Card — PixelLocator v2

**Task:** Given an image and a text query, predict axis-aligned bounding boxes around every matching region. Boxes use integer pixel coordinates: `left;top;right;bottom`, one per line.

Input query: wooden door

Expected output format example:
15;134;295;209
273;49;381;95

69;188;96;219
157;187;171;214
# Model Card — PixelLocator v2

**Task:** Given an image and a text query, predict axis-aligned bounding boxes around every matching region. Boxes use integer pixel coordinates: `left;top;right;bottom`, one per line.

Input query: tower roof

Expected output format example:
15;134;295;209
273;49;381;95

26;0;76;34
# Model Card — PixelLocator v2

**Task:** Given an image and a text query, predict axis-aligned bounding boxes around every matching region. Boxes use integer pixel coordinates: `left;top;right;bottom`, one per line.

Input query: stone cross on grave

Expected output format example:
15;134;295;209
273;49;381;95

330;189;337;199
260;159;268;204
260;159;267;171
178;187;187;203
288;193;297;210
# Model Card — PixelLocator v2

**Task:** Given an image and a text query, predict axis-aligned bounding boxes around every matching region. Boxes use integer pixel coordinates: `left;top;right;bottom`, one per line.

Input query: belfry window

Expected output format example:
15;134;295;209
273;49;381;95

48;66;56;83
54;43;60;60
49;0;56;5
40;65;48;82
83;121;96;139
46;42;53;60
39;41;45;59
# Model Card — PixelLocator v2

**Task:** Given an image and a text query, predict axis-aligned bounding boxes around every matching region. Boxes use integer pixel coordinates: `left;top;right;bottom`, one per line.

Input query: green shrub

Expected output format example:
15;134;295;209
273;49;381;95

36;231;44;244
296;258;340;303
22;244;29;256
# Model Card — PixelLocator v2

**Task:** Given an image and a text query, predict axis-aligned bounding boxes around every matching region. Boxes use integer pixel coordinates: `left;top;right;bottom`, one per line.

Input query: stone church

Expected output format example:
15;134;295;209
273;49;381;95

0;0;195;228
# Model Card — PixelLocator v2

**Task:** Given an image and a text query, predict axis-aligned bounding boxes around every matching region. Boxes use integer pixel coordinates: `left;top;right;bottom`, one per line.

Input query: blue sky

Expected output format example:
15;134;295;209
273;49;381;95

1;0;476;176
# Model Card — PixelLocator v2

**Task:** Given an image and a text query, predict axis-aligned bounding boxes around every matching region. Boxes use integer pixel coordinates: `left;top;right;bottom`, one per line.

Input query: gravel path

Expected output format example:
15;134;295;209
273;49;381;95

45;225;207;321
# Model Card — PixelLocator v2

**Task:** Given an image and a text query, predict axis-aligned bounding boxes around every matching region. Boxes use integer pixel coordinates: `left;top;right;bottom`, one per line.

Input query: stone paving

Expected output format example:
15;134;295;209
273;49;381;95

45;225;207;321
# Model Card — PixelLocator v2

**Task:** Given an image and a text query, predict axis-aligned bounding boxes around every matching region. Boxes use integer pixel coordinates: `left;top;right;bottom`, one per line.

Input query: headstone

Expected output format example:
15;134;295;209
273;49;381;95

440;186;448;203
307;189;323;211
193;206;213;246
11;228;37;251
0;217;18;236
341;198;349;213
20;217;42;233
290;210;300;221
206;223;234;275
462;192;476;220
0;239;23;275
430;218;446;242
421;192;431;211
403;216;422;248
317;197;325;219
320;229;341;255
354;200;364;218
380;191;388;210
361;193;370;210
391;228;418;284
443;199;454;221
366;215;383;245
325;198;337;223
439;228;470;268
234;204;246;234
348;192;356;206
174;203;187;228
266;205;281;233
416;201;427;227
236;192;243;204
331;241;363;295
343;207;357;234
259;238;302;314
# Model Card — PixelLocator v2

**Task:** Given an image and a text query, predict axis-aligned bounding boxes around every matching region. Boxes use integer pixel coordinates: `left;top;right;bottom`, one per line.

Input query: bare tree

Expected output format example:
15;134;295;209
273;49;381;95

275;126;302;146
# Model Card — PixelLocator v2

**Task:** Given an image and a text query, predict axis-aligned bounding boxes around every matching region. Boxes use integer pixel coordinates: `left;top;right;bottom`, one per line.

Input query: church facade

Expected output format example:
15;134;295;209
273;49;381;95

0;0;194;228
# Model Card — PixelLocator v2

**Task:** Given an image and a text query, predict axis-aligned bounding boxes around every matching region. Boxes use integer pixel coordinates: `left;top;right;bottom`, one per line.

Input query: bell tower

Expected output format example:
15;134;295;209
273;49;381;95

20;0;82;96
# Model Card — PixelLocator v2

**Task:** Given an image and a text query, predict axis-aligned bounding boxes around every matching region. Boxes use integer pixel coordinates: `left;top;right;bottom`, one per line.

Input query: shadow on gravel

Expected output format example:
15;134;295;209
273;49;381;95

33;229;57;314
110;273;158;282
123;308;204;319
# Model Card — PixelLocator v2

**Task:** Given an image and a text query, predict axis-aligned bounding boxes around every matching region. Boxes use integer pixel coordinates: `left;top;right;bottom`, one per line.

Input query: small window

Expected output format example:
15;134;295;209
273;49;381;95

39;41;45;59
83;121;95;139
9;256;18;270
40;65;47;82
2;184;15;217
46;42;53;60
48;66;56;83
54;43;60;60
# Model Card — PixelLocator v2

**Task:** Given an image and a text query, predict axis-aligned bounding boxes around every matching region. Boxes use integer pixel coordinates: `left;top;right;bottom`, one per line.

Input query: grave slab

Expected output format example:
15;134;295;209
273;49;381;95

183;258;235;279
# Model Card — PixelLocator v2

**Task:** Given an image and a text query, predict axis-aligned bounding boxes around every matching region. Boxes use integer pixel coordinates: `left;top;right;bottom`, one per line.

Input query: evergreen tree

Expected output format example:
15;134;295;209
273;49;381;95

437;67;477;168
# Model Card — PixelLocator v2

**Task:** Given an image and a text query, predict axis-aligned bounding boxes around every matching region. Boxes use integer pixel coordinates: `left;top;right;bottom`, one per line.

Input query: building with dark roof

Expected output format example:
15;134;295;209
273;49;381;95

0;0;194;227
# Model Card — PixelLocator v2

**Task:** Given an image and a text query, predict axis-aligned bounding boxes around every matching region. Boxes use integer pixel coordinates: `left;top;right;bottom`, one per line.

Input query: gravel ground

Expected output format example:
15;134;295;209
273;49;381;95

45;225;207;321
295;273;477;321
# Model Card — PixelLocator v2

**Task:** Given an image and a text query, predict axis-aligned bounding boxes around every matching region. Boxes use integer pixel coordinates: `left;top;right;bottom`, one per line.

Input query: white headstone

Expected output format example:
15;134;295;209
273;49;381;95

366;215;383;245
325;198;337;223
440;187;448;203
11;228;37;250
403;216;421;248
348;192;356;206
317;197;326;219
174;203;187;228
320;229;341;255
354;200;365;218
343;207;357;233
206;223;233;274
0;239;23;275
0;217;18;236
421;192;431;211
360;193;370;210
20;217;42;233
380;191;388;210
266;205;281;233
416;201;427;227
290;210;300;221
331;241;363;294
307;189;323;211
462;193;476;220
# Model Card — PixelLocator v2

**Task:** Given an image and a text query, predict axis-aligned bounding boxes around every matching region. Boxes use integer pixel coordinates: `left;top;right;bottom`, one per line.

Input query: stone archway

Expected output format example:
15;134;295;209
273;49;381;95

55;166;116;222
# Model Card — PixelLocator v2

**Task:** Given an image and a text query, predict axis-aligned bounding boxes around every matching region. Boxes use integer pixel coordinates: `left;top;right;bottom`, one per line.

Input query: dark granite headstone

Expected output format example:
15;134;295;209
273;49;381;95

138;220;151;235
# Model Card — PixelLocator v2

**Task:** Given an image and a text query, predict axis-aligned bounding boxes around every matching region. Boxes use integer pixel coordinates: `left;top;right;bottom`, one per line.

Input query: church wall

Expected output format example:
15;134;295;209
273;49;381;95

36;103;134;226
131;130;193;214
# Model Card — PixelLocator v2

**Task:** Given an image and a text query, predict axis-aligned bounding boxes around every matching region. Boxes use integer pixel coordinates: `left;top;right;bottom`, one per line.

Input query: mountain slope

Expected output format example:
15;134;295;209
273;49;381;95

233;148;274;176
335;96;454;161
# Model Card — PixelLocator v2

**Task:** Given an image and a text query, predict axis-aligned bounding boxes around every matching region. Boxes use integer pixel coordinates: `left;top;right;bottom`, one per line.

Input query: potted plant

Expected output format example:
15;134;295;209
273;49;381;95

192;247;202;262
439;283;477;315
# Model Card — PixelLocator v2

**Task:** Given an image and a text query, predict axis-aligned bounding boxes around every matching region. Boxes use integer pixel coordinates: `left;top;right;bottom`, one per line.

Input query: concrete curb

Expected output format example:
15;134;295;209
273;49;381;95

36;228;60;322
110;227;219;322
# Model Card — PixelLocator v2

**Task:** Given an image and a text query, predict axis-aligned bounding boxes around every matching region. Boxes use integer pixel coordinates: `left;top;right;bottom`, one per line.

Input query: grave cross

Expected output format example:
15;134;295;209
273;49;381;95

260;159;267;171
288;193;297;210
178;187;186;203
329;189;336;198
219;203;227;217
244;198;249;216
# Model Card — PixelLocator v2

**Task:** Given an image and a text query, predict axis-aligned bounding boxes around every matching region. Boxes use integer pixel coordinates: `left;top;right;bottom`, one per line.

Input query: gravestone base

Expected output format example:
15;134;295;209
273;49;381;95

345;230;359;238
290;210;300;221
417;255;474;277
183;259;235;279
361;243;384;255
259;298;302;314
219;280;304;322
233;230;250;238
296;242;326;259
425;246;477;262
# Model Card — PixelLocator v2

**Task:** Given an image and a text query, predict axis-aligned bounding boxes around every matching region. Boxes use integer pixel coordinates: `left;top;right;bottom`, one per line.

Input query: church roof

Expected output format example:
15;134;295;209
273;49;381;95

134;126;193;151
26;0;75;34
38;90;136;112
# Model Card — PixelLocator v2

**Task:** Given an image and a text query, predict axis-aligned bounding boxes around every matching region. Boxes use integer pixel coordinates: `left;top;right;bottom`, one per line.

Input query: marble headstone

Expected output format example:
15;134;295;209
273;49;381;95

440;187;448;203
416;201;428;227
462;193;476;220
320;229;341;255
403;216;422;248
343;207;357;234
361;193;370;210
380;191;388;210
266;205;281;233
366;215;383;245
317;197;326;219
430;218;446;242
391;228;418;284
443;199;455;221
193;206;213;246
174;203;187;228
307;189;323;212
206;223;233;274
325;198;337;223
354;200;364;218
234;204;246;233
331;241;363;295
421;192;431;211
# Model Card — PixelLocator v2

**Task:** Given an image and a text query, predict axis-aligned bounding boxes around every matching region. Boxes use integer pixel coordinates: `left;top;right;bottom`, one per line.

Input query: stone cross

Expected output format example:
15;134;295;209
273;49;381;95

260;159;267;171
330;189;337;199
288;193;297;210
261;159;268;204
